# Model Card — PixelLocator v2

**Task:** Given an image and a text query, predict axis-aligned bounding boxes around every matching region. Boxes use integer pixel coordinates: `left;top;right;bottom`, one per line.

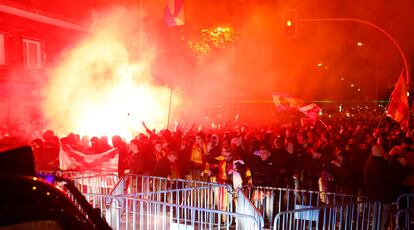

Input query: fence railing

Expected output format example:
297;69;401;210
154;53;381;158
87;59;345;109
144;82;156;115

38;170;119;194
38;171;395;230
35;175;112;229
237;188;264;229
38;170;116;179
395;208;414;230
122;185;234;211
70;174;119;195
110;196;262;230
109;173;225;195
273;201;382;230
245;185;368;227
395;193;414;230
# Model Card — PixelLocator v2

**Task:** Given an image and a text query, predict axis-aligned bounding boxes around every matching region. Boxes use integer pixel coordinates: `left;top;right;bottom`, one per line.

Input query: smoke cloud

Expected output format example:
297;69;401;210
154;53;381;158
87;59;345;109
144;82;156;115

42;6;180;139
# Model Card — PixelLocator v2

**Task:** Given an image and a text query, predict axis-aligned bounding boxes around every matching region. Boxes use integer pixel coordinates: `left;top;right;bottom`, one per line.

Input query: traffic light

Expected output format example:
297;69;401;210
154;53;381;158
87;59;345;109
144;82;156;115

283;9;297;37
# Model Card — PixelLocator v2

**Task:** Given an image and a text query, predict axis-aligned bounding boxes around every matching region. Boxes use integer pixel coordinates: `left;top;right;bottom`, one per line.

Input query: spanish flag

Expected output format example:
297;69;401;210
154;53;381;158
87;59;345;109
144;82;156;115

386;69;409;128
164;0;185;27
272;92;304;112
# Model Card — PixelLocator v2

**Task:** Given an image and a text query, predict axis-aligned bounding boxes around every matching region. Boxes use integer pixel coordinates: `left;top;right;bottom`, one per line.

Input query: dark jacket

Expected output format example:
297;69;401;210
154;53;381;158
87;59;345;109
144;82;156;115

238;147;278;187
363;155;394;203
130;146;155;175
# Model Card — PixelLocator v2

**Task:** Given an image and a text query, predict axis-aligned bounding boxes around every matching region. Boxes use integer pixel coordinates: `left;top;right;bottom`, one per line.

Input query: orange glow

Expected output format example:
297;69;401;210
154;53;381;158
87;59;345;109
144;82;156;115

42;8;181;139
286;20;292;26
186;25;235;57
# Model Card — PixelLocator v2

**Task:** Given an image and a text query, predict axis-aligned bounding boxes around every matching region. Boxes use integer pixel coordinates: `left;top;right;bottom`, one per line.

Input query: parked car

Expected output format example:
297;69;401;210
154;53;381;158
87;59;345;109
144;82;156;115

0;145;111;230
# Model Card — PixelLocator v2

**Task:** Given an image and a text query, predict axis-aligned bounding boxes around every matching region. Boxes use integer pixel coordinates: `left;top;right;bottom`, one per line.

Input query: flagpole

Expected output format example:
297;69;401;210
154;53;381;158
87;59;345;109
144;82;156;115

376;74;396;129
377;74;396;129
376;112;386;129
167;86;173;129
318;119;328;130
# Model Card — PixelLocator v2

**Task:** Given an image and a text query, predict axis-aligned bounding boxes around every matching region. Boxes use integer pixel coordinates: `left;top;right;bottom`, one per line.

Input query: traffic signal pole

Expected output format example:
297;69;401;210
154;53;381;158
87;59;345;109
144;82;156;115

300;17;410;86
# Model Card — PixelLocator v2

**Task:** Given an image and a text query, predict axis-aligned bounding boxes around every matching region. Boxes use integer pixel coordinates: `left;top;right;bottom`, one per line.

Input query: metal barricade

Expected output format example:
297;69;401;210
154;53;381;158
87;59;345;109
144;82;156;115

110;173;225;196
79;193;123;229
71;174;119;195
246;186;366;227
38;170;116;179
42;176;123;229
103;174;245;229
395;208;414;230
273;201;382;230
123;185;234;212
36;175;114;229
395;193;414;230
116;196;261;230
38;172;264;229
39;171;119;195
397;194;414;210
237;188;264;229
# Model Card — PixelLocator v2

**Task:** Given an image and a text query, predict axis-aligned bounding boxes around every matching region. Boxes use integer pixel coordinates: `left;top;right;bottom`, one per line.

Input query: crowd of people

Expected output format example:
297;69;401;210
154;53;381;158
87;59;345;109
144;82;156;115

3;105;414;205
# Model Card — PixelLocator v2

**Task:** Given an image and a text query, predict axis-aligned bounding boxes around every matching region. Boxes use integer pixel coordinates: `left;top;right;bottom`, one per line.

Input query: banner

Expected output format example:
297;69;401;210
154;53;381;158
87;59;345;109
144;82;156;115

59;144;119;171
386;69;409;128
164;0;185;27
301;117;317;127
272;93;303;112
299;103;321;120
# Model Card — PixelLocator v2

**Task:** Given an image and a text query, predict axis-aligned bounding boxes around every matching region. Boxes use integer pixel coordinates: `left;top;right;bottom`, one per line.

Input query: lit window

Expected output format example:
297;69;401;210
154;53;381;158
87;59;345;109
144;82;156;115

0;33;5;66
22;38;42;69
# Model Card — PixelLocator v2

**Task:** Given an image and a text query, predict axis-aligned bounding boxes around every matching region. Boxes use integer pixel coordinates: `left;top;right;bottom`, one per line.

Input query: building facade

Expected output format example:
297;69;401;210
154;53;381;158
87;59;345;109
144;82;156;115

0;1;91;125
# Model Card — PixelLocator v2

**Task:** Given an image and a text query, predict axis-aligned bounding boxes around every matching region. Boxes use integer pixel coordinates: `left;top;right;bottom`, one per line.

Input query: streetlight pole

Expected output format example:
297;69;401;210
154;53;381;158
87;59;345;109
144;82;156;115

300;18;410;85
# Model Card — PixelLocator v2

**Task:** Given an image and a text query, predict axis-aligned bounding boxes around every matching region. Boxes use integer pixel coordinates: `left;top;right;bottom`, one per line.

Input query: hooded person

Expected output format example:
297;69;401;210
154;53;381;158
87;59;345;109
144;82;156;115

363;144;394;230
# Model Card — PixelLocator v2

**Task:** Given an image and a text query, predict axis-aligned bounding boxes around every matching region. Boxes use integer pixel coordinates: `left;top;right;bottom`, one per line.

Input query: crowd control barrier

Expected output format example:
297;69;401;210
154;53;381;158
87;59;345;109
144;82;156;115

38;170;116;179
71;174;119;194
237;188;264;229
38;170;119;194
245;185;367;227
395;208;414;230
110;196;262;230
395;193;414;230
40;171;392;230
273;201;382;230
122;185;233;211
109;173;224;195
104;183;264;229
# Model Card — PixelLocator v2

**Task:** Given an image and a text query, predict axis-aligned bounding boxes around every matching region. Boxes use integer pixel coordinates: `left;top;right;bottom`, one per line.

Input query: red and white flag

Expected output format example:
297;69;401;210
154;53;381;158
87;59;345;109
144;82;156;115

386;69;409;128
59;144;119;171
300;118;317;127
299;103;321;120
164;0;185;27
272;93;303;112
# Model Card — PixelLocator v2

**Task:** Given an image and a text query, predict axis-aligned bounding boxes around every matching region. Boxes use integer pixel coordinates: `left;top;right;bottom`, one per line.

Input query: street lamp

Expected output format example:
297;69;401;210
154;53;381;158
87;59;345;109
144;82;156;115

298;17;410;85
283;9;297;37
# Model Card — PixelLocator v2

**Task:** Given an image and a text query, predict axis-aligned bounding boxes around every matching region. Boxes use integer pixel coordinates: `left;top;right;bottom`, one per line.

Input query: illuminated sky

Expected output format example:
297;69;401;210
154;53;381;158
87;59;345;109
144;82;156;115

11;0;414;101
2;0;413;132
107;0;414;101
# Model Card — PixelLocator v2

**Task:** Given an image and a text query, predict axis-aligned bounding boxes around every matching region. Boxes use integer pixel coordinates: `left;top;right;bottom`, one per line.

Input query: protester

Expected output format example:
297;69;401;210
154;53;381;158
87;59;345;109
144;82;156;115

11;103;413;198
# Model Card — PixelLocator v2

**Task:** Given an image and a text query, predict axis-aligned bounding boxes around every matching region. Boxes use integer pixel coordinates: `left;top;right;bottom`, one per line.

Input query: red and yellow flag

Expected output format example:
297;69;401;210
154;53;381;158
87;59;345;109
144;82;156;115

164;0;185;27
386;69;409;128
